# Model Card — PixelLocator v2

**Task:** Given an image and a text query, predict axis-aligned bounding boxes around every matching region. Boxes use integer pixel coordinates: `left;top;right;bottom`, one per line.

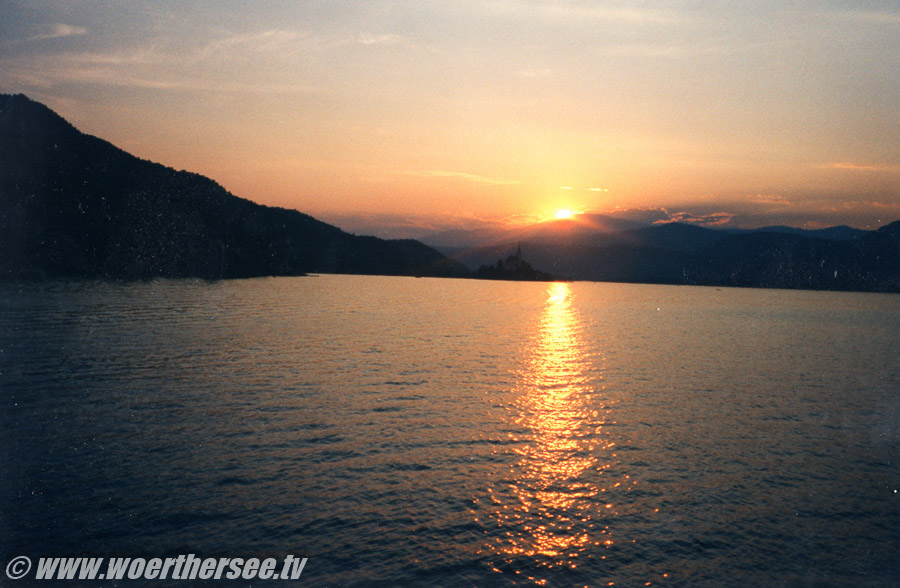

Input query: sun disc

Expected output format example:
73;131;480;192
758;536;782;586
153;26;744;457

555;209;574;219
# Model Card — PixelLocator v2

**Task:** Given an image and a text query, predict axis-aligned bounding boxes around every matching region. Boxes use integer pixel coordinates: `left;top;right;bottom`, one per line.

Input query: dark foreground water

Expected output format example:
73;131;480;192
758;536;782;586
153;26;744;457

1;275;898;586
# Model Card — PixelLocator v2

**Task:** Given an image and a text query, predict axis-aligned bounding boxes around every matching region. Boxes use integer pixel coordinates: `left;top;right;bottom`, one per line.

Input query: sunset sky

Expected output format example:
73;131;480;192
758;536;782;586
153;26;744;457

2;1;898;234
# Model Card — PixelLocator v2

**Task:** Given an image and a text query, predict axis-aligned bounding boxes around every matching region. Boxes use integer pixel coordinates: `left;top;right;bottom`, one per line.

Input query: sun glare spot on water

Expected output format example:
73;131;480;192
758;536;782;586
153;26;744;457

555;209;574;219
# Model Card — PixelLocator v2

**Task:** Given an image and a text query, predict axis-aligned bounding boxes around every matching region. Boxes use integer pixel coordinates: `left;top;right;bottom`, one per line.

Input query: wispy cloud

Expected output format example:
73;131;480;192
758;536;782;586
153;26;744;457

404;170;520;186
659;211;735;226
56;48;161;66
192;29;418;63
489;2;682;25
2;30;326;95
748;193;790;205
31;23;88;41
824;162;900;172
193;29;319;62
601;206;736;227
357;33;410;47
1;56;322;95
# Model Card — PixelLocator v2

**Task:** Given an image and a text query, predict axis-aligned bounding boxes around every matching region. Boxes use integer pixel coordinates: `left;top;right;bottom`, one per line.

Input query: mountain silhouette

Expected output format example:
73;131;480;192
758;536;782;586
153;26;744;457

0;94;467;280
439;219;900;293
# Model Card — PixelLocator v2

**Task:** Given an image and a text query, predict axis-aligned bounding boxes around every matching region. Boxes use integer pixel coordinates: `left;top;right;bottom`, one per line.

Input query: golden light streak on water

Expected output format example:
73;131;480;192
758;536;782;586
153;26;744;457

484;282;631;578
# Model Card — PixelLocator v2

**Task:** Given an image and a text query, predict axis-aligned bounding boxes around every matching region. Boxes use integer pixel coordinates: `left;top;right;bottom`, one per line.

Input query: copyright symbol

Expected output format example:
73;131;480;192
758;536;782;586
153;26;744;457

6;556;31;580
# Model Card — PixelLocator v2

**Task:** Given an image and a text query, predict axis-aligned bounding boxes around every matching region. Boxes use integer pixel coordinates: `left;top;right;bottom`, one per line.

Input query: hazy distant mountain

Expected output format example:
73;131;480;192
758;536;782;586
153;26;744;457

732;225;869;241
420;213;647;250
0;94;467;280
444;218;900;293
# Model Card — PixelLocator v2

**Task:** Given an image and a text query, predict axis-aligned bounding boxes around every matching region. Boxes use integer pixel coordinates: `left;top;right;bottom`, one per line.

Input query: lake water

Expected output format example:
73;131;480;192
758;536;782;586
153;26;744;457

1;275;898;586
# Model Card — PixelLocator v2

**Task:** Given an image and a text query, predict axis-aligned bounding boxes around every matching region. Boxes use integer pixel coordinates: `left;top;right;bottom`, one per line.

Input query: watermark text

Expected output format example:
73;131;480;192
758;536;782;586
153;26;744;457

5;555;307;581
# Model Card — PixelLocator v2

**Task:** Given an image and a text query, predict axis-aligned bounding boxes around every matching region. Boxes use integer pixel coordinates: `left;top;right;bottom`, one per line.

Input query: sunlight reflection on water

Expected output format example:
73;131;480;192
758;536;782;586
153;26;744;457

481;282;635;582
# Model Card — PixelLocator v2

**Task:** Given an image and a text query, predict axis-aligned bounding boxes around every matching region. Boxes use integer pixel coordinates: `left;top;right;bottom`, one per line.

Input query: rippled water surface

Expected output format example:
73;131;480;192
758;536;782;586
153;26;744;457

1;276;899;586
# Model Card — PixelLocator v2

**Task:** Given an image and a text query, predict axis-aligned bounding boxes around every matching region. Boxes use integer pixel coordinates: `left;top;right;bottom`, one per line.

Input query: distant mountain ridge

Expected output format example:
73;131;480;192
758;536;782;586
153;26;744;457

419;215;876;253
432;216;900;293
0;94;467;280
737;225;868;241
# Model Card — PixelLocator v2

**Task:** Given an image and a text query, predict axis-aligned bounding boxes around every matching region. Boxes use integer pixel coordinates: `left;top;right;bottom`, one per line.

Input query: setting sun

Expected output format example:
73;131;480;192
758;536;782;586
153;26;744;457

555;209;575;219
